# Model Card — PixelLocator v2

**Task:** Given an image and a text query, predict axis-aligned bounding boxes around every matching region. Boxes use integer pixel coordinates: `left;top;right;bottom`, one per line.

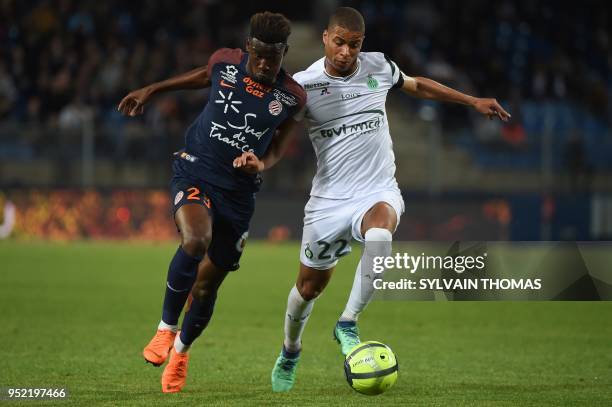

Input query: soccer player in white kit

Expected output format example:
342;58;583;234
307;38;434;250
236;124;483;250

268;7;511;391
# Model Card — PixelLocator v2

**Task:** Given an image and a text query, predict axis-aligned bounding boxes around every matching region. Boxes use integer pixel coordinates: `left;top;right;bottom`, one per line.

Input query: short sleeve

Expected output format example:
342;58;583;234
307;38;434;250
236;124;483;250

206;48;243;78
384;54;404;89
281;74;307;120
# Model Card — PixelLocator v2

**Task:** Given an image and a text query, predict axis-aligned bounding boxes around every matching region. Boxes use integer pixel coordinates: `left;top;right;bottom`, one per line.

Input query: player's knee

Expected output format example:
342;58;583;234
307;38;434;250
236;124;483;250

297;282;322;301
181;232;211;257
364;227;393;257
365;227;392;242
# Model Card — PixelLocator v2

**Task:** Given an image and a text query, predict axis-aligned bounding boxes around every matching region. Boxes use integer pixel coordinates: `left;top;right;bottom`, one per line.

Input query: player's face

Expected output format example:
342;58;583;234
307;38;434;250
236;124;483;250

246;38;286;85
323;25;364;76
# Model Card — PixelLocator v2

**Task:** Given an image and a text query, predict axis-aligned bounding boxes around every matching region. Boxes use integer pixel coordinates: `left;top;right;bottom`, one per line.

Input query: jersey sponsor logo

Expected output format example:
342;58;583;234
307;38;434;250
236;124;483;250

219;79;235;88
320;87;330;95
221;65;238;84
243;77;272;98
225;113;269;140
319;117;382;138
313;110;385;141
180;151;198;162
268;100;282;116
367;74;379;89
341;92;361;101
214;90;242;114
303;81;330;90
273;89;297;106
209;113;270;153
174;191;184;205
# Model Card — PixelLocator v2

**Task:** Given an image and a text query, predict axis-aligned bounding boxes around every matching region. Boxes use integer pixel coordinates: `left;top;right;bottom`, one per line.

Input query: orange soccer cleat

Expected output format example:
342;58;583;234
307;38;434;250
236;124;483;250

143;329;177;366
161;348;190;393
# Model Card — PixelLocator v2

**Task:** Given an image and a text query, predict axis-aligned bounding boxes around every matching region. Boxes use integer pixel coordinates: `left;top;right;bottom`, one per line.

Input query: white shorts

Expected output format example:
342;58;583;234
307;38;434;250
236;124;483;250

299;189;405;270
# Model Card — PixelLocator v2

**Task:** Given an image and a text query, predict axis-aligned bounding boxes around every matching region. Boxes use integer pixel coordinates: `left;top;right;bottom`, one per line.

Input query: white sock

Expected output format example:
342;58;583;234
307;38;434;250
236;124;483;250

174;334;190;353
339;259;365;322
158;320;178;332
340;228;392;321
283;285;315;353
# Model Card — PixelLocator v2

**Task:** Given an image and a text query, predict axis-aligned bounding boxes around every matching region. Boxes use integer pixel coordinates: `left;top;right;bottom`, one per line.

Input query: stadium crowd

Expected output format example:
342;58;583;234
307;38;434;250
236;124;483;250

1;0;610;180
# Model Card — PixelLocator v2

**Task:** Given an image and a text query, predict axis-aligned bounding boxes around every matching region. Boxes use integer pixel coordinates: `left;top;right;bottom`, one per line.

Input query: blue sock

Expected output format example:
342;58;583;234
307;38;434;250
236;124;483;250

282;345;300;359
179;293;217;346
161;246;202;325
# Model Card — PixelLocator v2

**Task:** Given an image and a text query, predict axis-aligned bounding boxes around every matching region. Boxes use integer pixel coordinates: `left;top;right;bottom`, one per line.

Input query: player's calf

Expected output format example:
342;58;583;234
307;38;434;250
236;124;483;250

334;228;392;355
161;246;202;328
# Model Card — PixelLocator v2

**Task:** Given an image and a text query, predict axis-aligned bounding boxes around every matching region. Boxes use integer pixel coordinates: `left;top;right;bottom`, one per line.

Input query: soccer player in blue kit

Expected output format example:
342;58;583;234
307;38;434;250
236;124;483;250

118;12;305;393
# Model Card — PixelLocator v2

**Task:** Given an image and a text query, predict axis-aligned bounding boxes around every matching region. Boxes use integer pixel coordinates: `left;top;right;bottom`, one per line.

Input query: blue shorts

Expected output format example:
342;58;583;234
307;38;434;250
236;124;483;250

170;159;254;271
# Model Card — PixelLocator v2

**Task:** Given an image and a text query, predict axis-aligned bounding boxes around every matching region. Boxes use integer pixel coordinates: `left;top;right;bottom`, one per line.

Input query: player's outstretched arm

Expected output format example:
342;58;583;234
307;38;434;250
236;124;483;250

401;75;511;121
233;117;303;174
117;66;211;117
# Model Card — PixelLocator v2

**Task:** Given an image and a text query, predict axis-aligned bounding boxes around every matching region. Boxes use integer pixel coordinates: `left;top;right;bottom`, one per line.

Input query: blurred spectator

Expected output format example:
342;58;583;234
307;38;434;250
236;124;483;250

563;133;593;191
58;96;91;132
0;0;610;187
0;62;17;118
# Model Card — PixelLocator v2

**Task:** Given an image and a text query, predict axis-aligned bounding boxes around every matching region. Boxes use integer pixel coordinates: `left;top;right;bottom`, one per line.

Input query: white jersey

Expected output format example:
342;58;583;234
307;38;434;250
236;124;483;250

293;52;403;199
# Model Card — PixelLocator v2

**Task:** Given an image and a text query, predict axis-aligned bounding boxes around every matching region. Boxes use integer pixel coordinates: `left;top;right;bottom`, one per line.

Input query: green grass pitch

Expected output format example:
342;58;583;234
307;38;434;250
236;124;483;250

1;241;611;406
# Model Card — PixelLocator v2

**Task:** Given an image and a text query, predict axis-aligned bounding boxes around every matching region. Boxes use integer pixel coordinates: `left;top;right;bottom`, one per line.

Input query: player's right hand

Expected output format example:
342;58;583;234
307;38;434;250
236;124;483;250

117;87;153;116
233;152;264;174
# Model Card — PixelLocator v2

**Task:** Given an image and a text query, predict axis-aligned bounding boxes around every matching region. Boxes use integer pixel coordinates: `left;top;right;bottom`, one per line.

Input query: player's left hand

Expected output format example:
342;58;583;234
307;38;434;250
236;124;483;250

472;98;511;122
233;152;264;174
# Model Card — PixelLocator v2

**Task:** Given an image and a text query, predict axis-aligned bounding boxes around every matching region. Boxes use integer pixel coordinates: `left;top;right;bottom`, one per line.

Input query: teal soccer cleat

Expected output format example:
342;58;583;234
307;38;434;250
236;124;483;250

333;320;361;356
271;347;300;392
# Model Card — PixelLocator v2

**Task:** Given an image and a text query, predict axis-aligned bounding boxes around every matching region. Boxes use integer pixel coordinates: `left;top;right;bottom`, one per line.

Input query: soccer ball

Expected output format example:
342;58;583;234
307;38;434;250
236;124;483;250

344;341;398;395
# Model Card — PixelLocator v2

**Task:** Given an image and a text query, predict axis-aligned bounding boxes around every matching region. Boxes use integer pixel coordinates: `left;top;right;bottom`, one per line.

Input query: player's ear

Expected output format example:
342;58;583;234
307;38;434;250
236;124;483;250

283;44;289;56
246;37;252;51
322;29;328;45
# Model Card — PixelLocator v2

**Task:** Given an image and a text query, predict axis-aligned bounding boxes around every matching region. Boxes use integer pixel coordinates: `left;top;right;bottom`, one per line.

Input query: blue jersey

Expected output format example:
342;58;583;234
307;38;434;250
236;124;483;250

176;48;306;192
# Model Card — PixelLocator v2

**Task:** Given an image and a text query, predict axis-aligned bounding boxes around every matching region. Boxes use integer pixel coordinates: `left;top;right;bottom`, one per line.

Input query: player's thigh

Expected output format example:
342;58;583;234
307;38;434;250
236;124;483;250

296;262;334;300
175;204;212;241
171;178;213;253
360;202;397;236
351;190;405;241
300;212;352;271
207;215;250;272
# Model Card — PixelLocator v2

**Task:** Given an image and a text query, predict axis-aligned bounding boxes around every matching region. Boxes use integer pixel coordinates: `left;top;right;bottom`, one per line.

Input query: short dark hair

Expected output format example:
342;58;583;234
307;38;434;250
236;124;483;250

328;7;365;33
249;12;291;44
